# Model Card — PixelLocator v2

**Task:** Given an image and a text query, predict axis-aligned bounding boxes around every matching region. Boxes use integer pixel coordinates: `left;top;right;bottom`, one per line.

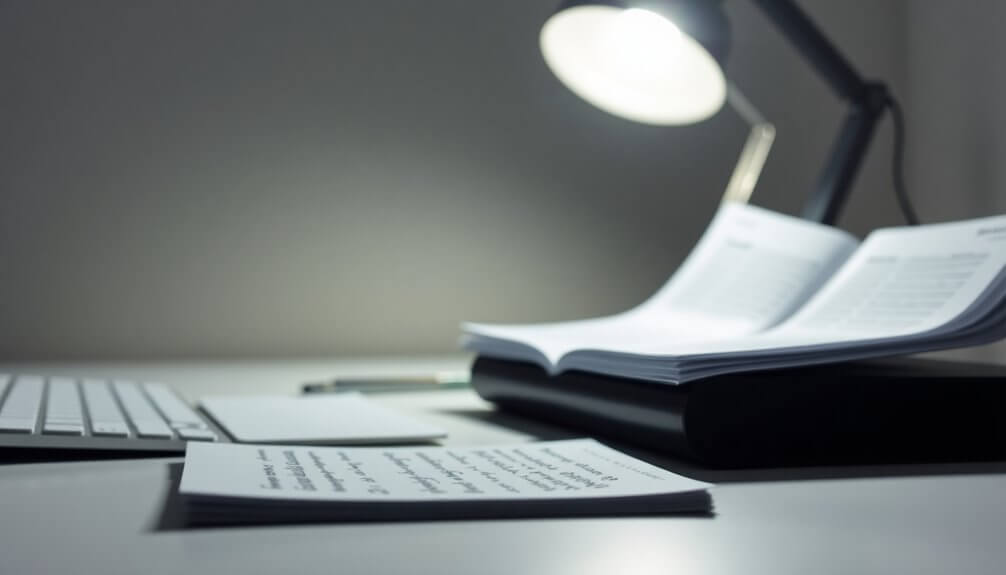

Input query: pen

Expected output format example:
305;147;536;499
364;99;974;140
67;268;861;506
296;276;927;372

302;371;470;394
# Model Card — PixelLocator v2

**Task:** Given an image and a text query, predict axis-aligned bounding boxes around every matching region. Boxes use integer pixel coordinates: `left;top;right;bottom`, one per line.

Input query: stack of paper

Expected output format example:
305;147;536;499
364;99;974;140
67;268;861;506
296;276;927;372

179;439;712;525
464;204;1006;383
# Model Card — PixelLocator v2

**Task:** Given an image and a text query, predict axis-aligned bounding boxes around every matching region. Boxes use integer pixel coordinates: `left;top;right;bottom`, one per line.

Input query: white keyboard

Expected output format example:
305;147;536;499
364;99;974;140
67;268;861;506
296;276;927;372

0;374;225;452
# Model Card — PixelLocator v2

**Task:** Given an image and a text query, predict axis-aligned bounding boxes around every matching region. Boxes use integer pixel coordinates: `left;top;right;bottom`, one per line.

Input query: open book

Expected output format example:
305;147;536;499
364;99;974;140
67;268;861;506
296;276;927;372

463;203;1006;384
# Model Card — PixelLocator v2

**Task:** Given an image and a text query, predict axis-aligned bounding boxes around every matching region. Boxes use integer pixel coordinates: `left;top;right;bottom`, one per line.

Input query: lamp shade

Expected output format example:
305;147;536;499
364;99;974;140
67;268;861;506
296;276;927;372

540;0;730;125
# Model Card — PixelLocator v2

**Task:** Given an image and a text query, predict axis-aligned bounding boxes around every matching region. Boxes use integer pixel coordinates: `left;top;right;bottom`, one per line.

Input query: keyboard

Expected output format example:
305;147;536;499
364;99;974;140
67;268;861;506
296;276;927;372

0;374;225;452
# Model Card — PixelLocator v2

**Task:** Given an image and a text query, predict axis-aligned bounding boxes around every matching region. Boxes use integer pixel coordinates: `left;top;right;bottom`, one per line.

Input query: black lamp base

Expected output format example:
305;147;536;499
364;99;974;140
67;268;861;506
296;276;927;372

470;356;1006;468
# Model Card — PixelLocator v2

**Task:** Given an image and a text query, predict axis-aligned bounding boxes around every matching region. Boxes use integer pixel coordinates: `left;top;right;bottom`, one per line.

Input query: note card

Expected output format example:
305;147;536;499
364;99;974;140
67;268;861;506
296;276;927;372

179;439;712;524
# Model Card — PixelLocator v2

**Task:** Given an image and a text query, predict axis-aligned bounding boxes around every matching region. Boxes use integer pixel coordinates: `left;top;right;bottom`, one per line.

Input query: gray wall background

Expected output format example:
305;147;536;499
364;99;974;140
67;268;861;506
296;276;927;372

0;0;998;361
905;1;1006;363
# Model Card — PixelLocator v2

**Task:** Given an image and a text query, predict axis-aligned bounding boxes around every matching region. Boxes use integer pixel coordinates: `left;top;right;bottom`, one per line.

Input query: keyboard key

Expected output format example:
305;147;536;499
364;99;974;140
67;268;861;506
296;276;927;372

144;383;216;442
0;376;45;418
144;383;208;427
114;382;174;439
0;376;44;433
171;422;208;430
0;374;13;431
0;418;37;433
134;422;174;439
91;422;130;437
82;379;129;435
177;428;218;441
43;423;85;435
45;378;84;431
0;374;11;399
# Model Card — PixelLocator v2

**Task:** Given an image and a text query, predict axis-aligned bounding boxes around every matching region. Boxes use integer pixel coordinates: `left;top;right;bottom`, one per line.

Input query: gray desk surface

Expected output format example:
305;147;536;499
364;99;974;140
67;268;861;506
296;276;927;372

1;359;1005;575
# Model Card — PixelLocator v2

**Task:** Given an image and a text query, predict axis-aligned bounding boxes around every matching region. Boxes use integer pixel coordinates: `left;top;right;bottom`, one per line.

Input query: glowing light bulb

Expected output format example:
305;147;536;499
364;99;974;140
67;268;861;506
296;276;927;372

541;5;727;125
613;9;684;70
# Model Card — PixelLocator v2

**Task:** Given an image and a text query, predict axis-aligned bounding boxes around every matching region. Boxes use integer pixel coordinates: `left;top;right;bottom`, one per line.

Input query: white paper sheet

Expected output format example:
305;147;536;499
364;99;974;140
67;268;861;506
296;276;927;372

199;393;447;444
179;439;710;502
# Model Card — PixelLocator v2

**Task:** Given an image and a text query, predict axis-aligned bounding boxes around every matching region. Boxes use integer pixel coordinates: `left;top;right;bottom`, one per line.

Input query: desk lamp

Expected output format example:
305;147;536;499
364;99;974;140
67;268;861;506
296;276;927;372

539;0;918;225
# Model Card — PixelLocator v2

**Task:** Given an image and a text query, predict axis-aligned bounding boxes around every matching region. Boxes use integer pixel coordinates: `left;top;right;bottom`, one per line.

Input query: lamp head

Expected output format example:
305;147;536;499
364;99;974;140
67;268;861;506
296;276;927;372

540;0;730;125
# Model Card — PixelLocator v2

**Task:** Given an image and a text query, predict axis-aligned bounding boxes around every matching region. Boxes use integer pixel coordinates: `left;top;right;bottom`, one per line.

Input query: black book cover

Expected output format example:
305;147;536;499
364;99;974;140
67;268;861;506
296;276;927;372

470;356;1006;468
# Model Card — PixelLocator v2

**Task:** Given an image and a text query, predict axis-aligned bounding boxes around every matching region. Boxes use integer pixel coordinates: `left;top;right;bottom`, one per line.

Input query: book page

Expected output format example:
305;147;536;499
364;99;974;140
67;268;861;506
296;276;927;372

636;202;859;328
180;439;710;502
641;214;1006;358
465;203;858;364
774;214;1006;340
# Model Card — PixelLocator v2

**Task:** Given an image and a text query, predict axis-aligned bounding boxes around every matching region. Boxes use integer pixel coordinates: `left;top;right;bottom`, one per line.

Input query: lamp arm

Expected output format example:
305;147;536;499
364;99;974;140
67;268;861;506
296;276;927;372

801;85;889;223
749;0;891;225
721;83;776;206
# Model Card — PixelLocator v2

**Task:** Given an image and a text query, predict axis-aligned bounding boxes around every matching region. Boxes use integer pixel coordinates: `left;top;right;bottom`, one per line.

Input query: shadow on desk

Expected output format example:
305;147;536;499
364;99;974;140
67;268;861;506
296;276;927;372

0;448;175;465
154;462;189;531
443;407;1006;484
